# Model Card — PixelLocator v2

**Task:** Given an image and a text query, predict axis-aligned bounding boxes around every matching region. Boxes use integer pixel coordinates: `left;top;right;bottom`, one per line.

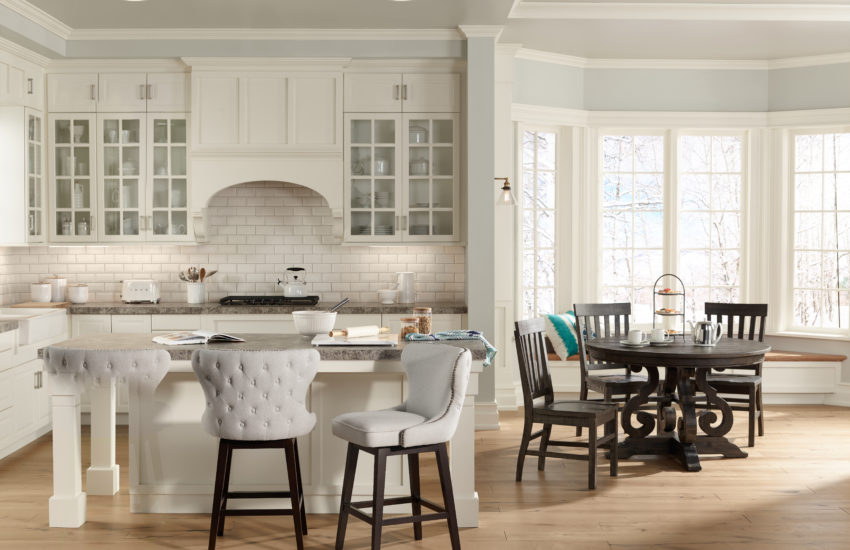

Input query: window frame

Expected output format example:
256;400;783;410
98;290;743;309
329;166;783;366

785;126;850;337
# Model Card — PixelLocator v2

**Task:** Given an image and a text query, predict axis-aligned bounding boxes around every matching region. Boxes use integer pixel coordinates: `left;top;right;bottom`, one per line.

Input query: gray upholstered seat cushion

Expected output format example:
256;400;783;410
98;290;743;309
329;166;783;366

331;343;472;448
332;410;427;448
192;349;319;441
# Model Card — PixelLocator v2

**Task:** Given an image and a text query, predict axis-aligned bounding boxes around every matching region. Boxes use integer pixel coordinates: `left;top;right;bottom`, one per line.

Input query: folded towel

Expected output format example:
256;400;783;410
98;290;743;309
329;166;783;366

405;330;498;367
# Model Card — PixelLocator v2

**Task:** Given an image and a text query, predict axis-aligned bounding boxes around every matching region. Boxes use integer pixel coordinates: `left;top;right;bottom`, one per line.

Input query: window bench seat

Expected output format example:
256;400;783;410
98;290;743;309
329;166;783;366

544;349;846;404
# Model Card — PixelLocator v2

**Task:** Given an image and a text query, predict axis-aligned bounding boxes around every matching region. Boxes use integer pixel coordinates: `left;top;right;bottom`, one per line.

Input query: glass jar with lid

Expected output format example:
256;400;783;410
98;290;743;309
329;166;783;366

400;317;420;339
412;307;432;335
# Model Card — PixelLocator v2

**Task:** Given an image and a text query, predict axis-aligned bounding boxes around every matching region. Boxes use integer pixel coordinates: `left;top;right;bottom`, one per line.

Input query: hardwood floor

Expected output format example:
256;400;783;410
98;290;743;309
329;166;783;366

1;406;849;549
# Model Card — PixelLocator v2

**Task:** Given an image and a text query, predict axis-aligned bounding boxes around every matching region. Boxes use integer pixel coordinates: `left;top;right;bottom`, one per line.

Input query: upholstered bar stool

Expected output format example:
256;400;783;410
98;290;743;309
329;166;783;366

332;343;472;550
192;349;319;550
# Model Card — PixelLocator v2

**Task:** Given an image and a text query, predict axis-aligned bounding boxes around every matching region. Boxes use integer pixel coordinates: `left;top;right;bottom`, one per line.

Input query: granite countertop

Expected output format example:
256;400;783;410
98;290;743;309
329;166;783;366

39;333;486;361
0;321;18;334
68;302;468;315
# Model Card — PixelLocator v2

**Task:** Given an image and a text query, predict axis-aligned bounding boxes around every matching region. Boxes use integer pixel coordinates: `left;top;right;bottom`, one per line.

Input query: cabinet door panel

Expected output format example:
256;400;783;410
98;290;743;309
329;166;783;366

111;315;153;334
193;75;240;147
246;75;288;145
147;73;189;112
99;73;147;113
71;314;112;336
291;75;339;147
12;363;36;439
47;73;97;113
49;115;98;242
402;74;460;113
24;68;43;110
344;73;401;112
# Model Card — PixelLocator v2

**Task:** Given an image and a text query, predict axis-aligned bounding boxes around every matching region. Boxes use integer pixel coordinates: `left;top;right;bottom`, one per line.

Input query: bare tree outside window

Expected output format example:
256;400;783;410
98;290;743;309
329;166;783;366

793;132;850;329
521;129;557;319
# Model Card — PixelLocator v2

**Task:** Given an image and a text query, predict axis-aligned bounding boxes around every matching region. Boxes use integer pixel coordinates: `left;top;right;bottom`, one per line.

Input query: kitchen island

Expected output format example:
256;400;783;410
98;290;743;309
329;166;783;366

43;334;485;529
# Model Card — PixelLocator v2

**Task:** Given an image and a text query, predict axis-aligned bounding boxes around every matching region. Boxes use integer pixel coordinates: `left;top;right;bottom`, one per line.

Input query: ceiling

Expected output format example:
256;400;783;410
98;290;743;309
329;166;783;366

15;0;850;60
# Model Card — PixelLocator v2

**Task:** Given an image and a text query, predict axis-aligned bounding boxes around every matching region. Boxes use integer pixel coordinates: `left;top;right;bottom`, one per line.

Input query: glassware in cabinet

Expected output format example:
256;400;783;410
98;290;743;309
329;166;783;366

148;116;189;239
50;115;96;241
100;116;144;239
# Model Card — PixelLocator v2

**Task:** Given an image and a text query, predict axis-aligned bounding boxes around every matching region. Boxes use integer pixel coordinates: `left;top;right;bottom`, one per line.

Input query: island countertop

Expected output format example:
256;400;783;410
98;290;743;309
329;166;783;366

40;332;487;361
68;302;468;315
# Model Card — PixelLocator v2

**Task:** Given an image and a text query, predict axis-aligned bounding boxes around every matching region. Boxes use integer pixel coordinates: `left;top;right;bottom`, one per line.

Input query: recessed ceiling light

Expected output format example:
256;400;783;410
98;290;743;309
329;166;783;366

124;0;148;3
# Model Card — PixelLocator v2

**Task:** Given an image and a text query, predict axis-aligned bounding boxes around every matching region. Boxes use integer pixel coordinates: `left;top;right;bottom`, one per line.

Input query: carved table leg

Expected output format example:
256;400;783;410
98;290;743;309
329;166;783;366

694;368;748;460
616;366;661;459
672;368;702;472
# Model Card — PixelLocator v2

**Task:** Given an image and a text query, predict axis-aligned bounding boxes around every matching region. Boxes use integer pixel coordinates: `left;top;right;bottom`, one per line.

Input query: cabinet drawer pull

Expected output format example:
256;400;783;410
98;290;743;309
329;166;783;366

139;84;145;100
403;215;408;230
394;84;399;101
33;371;38;390
90;84;96;101
395;215;399;231
27;78;33;95
402;84;408;101
146;84;152;100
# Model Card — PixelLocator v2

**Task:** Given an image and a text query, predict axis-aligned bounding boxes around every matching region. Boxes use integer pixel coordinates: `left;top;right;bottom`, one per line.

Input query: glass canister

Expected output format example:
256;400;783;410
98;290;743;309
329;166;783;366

412;307;432;335
400;317;420;339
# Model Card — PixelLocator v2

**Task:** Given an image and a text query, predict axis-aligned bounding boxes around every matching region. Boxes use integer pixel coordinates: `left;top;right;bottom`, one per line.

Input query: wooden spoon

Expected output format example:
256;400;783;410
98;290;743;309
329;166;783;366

199;267;206;282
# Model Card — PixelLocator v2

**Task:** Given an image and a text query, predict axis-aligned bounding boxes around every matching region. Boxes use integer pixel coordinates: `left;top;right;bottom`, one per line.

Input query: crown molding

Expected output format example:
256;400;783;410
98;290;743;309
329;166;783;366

345;58;466;72
515;47;850;71
510;2;850;22
0;34;49;67
458;25;504;40
0;0;71;39
68;28;464;42
512;103;590;126
767;107;850;127
182;57;352;70
46;58;188;72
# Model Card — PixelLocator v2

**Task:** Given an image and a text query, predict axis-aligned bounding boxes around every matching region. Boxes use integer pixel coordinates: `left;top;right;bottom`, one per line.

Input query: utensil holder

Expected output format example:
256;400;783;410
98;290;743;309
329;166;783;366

186;282;206;304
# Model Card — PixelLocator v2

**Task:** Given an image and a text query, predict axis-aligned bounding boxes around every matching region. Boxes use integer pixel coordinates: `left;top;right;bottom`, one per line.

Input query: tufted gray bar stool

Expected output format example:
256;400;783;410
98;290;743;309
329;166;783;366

332;343;472;550
192;349;319;550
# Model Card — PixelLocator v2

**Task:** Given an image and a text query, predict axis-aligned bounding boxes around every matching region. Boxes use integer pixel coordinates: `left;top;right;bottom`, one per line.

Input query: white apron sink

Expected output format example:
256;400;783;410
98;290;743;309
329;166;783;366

0;308;67;345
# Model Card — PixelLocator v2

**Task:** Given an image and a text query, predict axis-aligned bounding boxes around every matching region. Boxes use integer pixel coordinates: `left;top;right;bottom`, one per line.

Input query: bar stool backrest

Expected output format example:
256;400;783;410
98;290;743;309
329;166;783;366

397;343;472;447
192;349;319;441
44;347;171;392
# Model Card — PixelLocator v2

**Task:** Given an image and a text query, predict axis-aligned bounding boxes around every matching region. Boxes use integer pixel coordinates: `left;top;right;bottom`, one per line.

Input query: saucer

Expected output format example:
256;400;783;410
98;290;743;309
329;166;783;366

619;339;649;348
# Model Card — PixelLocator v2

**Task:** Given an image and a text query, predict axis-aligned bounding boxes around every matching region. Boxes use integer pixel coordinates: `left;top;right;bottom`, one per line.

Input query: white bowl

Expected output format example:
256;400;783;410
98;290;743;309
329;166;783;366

377;289;398;305
292;311;337;335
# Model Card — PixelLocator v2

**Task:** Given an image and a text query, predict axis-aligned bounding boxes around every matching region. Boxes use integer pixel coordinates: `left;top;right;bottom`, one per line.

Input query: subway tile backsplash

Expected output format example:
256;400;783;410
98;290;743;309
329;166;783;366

0;182;466;305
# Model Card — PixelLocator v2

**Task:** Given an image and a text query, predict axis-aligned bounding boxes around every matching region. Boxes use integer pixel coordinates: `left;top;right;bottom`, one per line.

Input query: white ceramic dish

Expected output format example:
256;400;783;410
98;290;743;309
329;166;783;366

619;339;649;347
292;311;337;335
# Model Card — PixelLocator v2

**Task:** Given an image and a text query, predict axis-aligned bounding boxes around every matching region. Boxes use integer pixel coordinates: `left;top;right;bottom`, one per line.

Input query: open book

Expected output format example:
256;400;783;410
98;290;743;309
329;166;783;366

152;330;245;346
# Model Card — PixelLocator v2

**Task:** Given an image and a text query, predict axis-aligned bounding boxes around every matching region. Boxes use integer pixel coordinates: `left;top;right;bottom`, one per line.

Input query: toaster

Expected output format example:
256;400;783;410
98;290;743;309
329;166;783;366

121;280;161;303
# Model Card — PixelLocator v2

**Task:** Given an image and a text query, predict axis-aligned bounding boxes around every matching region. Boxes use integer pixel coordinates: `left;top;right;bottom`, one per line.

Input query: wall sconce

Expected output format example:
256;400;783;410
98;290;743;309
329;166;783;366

495;177;517;206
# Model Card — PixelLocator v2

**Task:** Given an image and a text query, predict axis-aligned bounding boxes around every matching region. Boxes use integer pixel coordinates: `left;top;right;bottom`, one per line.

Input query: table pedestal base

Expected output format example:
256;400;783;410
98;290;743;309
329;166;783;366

617;434;748;472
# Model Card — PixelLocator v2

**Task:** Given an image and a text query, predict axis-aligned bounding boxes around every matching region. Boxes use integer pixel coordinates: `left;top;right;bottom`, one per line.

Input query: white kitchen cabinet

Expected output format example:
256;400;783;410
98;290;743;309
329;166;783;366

111;315;152;334
71;314;111;336
344;73;460;113
98;114;146;241
0;107;46;245
345;113;459;243
192;71;341;151
147;115;190;240
48;114;97;242
48;72;189;113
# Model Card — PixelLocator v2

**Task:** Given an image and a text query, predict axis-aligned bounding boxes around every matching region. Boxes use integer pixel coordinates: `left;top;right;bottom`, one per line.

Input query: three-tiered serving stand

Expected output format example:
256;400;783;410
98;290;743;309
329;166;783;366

652;273;686;341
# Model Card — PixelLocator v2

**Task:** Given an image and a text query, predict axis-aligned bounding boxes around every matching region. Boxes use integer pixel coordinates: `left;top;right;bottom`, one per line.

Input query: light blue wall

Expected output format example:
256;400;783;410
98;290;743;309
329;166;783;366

769;63;850;111
513;58;584;110
514;58;850;112
585;68;768;112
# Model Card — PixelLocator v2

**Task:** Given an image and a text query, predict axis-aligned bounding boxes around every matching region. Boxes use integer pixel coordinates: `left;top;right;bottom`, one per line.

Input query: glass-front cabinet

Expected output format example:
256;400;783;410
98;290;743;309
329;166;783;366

148;115;189;240
26;111;45;242
99;115;145;241
344;113;459;242
49;115;96;242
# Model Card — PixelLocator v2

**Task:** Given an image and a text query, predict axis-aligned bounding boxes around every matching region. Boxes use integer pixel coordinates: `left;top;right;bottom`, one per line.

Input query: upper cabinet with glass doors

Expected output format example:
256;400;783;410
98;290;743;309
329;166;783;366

99;115;145;241
49;115;96;242
26;111;45;242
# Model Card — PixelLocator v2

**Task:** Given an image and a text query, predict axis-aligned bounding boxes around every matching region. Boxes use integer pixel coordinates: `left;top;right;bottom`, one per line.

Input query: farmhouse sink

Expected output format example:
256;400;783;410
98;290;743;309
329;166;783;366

0;308;67;345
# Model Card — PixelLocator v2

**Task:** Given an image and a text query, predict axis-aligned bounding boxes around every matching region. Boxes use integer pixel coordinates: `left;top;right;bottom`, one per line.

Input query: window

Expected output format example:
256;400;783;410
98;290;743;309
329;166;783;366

678;135;743;320
601;135;664;322
791;131;850;330
520;129;557;318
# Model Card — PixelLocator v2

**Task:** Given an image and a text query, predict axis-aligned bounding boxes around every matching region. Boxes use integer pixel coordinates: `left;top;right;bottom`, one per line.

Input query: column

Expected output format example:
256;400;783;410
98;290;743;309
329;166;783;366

87;380;119;495
48;374;86;528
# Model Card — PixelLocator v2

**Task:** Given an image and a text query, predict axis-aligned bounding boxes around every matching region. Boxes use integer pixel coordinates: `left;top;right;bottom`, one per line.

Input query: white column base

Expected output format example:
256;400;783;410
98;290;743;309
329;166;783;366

455;493;480;528
48;493;87;528
474;400;500;431
87;465;120;495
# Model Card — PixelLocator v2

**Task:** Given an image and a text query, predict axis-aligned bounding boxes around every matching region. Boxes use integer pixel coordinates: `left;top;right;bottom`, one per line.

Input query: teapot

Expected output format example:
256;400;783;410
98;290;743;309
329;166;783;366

688;319;723;346
278;267;307;298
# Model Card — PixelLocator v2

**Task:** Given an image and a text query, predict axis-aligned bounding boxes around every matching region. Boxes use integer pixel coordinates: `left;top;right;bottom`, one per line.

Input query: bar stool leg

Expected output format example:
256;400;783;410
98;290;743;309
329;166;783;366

335;443;359;550
435;443;461;550
284;439;305;550
371;448;388;550
408;453;423;540
208;440;229;550
216;443;233;536
294;439;308;535
588;424;597;490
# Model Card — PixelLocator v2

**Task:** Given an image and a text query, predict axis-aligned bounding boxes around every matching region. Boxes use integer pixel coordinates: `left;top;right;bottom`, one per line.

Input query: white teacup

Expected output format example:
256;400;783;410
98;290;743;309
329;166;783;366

627;329;644;344
650;328;670;343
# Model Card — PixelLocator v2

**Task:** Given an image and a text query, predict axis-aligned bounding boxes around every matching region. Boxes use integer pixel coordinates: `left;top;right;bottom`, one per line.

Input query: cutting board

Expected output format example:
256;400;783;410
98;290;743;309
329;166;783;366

11;301;71;308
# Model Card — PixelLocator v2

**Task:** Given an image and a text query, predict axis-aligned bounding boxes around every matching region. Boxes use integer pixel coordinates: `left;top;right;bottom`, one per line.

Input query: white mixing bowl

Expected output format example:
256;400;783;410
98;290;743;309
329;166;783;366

292;311;337;335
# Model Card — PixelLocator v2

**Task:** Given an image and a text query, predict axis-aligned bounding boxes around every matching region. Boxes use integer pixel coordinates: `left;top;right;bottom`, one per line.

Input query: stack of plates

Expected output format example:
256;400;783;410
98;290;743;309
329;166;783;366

353;225;371;235
414;201;429;208
375;191;392;208
374;225;394;235
410;225;429;235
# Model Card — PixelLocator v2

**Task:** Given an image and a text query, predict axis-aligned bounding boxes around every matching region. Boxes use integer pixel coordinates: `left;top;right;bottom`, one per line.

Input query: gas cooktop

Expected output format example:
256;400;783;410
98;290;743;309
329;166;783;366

219;295;320;306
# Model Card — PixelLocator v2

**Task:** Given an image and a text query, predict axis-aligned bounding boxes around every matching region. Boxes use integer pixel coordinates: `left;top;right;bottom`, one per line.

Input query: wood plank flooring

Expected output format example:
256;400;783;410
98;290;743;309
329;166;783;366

1;406;849;549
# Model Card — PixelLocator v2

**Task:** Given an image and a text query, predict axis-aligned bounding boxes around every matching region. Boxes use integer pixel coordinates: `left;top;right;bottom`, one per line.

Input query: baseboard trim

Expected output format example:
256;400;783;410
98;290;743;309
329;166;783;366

475;401;500;431
495;385;521;410
825;384;850;407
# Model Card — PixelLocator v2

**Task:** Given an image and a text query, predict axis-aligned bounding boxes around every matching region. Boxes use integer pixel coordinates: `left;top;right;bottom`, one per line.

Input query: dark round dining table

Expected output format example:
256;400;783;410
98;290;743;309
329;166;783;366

586;337;771;471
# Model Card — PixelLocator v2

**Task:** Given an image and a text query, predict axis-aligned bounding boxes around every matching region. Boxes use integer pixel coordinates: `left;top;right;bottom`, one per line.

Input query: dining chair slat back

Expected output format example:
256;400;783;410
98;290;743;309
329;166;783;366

704;302;768;342
514;317;553;407
574;303;631;373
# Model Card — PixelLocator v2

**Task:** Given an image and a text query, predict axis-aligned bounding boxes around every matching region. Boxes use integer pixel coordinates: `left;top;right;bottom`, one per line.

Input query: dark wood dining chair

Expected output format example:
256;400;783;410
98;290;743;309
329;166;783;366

700;302;768;447
514;318;618;490
573;303;649;435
